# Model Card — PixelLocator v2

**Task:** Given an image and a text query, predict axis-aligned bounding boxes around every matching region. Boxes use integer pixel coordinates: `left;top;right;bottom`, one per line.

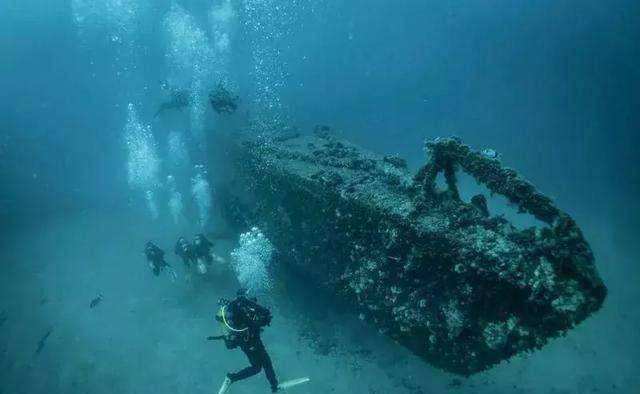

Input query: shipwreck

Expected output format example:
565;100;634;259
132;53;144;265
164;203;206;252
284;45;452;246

217;127;606;375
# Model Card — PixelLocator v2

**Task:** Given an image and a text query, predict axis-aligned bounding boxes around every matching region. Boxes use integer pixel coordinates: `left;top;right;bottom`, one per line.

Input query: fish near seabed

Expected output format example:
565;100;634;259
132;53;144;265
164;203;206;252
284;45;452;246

34;329;53;356
90;294;103;308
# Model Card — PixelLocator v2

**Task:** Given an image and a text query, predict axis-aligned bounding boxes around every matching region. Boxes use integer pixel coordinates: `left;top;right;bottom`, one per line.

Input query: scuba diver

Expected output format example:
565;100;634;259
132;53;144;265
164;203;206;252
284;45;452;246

155;83;238;119
194;233;226;274
211;292;278;393
193;233;214;263
209;83;239;115
144;242;177;280
174;236;196;269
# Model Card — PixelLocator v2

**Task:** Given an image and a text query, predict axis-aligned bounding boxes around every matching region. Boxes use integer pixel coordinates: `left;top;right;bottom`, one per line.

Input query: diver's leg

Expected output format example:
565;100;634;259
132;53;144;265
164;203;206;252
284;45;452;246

228;365;261;382
228;350;263;382
261;351;278;392
167;267;178;282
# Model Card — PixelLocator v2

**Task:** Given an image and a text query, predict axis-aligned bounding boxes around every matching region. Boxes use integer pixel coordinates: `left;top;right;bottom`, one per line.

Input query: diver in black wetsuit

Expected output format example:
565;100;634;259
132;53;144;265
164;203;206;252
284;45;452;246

190;233;214;275
193;233;214;263
209;84;239;115
211;293;278;393
144;242;176;280
174;237;196;268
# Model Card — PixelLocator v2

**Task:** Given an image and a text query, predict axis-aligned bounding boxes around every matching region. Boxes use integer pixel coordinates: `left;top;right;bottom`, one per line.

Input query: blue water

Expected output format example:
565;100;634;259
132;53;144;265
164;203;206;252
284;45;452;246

1;1;638;393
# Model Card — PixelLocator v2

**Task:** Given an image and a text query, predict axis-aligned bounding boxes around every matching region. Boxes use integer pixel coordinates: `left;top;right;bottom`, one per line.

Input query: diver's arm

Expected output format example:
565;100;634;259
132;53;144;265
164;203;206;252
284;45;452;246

206;333;238;348
223;334;239;349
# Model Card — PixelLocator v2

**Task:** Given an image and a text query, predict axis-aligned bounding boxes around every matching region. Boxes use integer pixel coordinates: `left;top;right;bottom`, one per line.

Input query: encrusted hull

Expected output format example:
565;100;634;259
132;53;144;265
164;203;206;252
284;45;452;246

218;129;606;375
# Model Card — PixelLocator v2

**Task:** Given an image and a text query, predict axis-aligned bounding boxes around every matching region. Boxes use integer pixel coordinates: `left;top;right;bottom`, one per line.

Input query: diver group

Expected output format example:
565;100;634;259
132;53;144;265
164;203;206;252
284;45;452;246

144;234;308;394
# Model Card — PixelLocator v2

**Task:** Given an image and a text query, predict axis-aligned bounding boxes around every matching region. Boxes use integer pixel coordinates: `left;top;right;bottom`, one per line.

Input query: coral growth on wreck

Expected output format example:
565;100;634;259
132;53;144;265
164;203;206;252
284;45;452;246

219;129;606;375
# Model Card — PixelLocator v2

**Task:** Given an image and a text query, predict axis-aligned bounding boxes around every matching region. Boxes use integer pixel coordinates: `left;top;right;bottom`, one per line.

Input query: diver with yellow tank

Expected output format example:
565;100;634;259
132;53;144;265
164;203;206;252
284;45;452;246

209;290;309;393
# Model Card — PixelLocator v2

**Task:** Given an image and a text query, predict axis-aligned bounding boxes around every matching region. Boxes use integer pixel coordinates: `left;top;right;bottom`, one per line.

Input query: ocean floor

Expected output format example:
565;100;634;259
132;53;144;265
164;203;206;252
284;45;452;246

0;211;637;394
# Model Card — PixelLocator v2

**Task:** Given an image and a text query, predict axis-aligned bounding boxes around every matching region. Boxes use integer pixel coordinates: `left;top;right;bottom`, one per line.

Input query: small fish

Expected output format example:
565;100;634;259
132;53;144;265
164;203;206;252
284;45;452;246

35;329;53;356
90;294;103;309
0;310;7;327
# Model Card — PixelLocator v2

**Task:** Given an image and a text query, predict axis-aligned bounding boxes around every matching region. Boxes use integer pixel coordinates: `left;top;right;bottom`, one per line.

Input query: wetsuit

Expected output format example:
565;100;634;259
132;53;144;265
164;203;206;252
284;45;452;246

193;234;214;263
144;242;168;276
224;329;278;392
218;296;278;392
174;238;196;268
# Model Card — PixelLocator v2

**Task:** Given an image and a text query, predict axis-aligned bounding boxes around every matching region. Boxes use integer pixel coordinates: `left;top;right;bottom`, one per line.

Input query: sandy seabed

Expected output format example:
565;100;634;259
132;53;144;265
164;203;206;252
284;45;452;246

0;210;638;394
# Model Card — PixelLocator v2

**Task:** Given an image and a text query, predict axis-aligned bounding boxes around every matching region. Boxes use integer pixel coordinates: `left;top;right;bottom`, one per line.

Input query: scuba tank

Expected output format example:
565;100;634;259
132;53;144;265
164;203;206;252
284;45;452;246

217;295;272;331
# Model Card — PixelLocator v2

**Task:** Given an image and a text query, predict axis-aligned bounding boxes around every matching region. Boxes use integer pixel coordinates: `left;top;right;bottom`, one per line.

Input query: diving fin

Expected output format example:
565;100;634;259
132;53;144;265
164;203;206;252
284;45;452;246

278;377;310;390
168;267;178;282
218;377;232;394
197;259;208;274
